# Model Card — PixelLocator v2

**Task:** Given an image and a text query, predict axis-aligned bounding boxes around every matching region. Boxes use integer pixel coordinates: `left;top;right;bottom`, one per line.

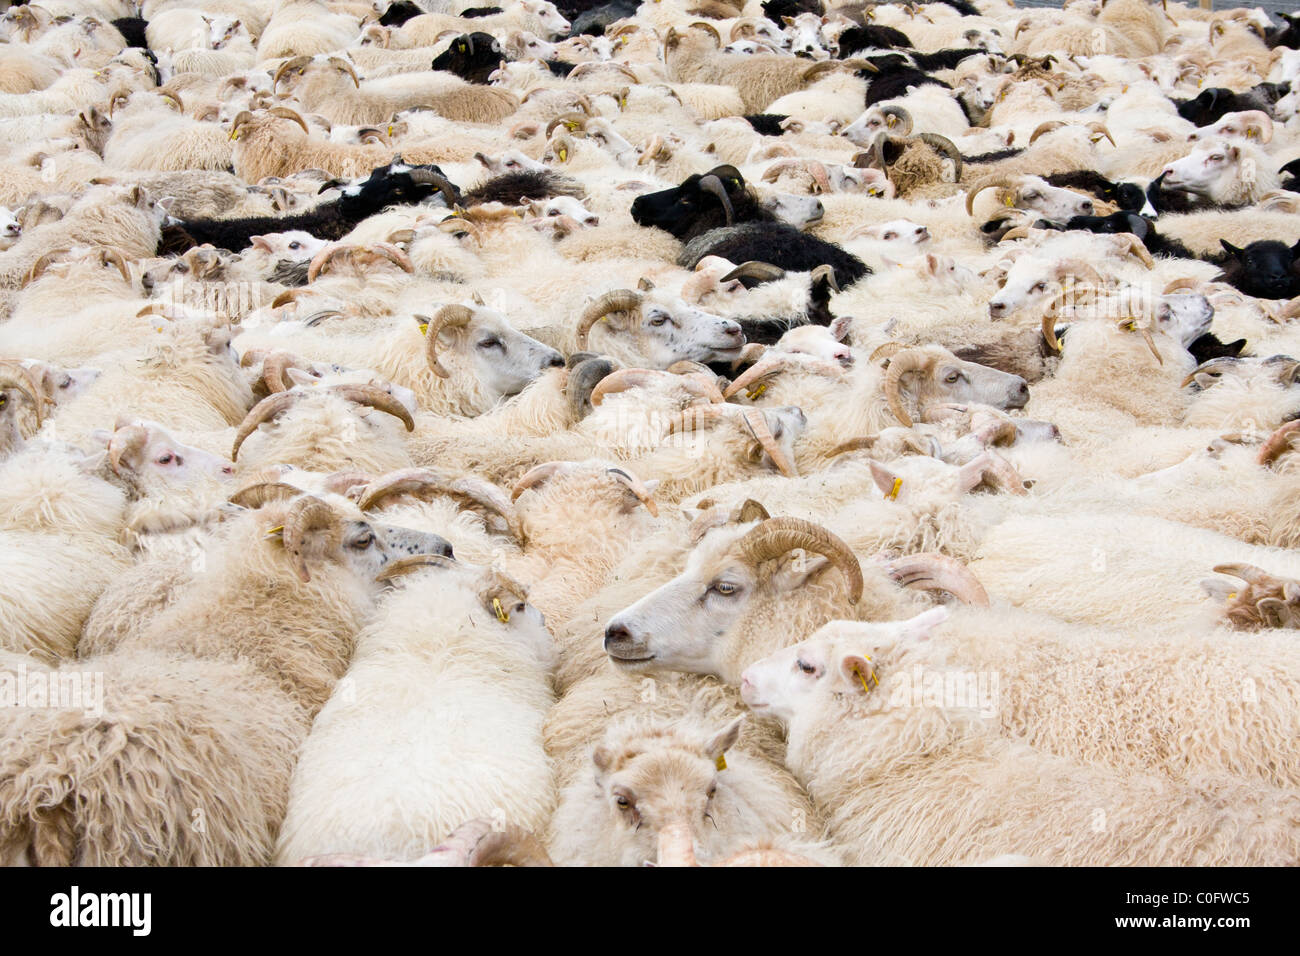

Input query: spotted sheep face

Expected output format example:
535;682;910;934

631;296;745;366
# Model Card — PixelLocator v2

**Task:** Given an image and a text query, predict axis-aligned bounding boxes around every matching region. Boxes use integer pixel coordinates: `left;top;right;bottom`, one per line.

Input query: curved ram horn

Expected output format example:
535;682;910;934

422;305;476;379
737;517;863;604
575;290;642;349
884;552;990;607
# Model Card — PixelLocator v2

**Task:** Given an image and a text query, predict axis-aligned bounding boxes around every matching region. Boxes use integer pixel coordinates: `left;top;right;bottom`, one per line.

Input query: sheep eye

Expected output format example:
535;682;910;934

289;241;301;250
175;263;189;274
156;453;173;465
1022;191;1038;200
883;232;896;240
945;372;961;383
711;581;739;596
707;783;717;799
1031;282;1046;293
351;533;374;550
479;337;503;350
615;795;631;809
548;209;561;216
649;315;670;327
797;659;816;674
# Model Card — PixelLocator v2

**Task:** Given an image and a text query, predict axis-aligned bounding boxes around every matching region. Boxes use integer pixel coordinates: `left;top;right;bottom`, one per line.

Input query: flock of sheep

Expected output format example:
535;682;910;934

1;0;1299;868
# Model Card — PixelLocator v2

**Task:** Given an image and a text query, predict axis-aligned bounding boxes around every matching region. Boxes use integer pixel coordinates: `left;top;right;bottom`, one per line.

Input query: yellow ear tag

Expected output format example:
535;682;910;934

419;322;429;335
1121;85;1128;93
558;146;568;162
492;597;510;622
388;124;394;137
746;383;767;400
1121;318;1137;331
886;115;897;128
265;525;284;536
887;477;902;500
618;94;627;108
1003;195;1015;207
715;753;727;771
230;129;240;141
564;120;580;131
599;314;609;323
853;658;878;693
1227;592;1237;600
1246;128;1257;139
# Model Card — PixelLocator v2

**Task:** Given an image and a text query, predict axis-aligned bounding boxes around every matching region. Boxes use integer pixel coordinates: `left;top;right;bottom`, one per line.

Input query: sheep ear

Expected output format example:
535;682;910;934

1290;240;1300;260
1199;577;1235;602
284;367;317;387
770;549;830;593
250;236;274;253
1220;240;1243;259
592;744;614;774
838;654;876;694
898;606;949;641
868;460;902;498
829;314;852;342
704;716;743;762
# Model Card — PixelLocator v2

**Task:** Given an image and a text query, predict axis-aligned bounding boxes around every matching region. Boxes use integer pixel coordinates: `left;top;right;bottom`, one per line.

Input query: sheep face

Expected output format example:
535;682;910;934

1155;294;1214;347
22;360;101;405
1160;139;1244;199
759;190;824;229
987;256;1094;318
0;206;20;250
898;350;1030;414
356;520;454;574
1014;178;1094;224
1187;110;1273;144
1215;241;1300;301
108;419;235;489
453;310;564;401
857;219;930;247
521;0;570;40
740;608;948;723
776;319;853;365
786;14;829;60
603;518;854;679
527;195;598;227
589;719;741;865
248;231;330;264
475;150;546;175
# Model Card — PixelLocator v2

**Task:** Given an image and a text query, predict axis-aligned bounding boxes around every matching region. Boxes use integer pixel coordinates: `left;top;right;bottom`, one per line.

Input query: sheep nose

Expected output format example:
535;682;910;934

604;622;634;649
1080;199;1094;213
1009;378;1030;407
546;352;565;368
141;274;154;290
989;301;1007;318
721;321;743;338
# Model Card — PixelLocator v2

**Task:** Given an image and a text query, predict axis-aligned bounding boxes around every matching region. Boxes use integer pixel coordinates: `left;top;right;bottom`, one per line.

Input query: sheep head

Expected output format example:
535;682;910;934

879;346;1029;427
419;304;563;402
575;289;745;368
602;516;864;681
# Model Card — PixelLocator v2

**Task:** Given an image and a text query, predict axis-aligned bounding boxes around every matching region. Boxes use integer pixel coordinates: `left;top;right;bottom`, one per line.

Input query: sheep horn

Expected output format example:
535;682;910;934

545;113;589;139
566;356;617;420
330;384;415;431
879;105;913;135
407;168;460;207
360;468;521;539
964;176;1015;215
107;424;148;475
262;350;311;392
1086;122;1115;147
98;248;131;283
1257;420;1300;469
868;342;907;363
884;552;990;607
668;403;737;434
737;517;863;604
510;461;569;501
1028;120;1067;144
268;106;311;134
228;481;304;508
720;261;785;284
272;55;313;91
688;21;722;45
576;290;642;349
369;241;414;273
231;391;301;460
23;247;73;286
1116;233;1153;269
281;496;342;584
328;56;360;88
828;436;879;457
590;368;665;406
440;819;555;867
882;348;930;427
1115;319;1163;365
1179;357;1239;388
915;133;962;182
740;407;797;477
374;553;458;583
697;174;734;226
1212;562;1286;587
606;466;658;516
422;305;476;378
307;244;349;283
1163;278;1200;295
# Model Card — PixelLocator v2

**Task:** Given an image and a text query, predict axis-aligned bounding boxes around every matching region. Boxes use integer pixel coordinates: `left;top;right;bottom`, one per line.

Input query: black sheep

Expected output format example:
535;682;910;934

462;170;584;206
1267;12;1300;49
762;0;824;21
379;1;425;26
431;32;504;85
1280;157;1300;193
836;24;913;55
1174;82;1290;126
571;0;639;35
1214;240;1300;300
1045;171;1150;214
630;166;869;288
161;161;459;254
110;17;150;50
861;64;952;107
742;114;791;136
